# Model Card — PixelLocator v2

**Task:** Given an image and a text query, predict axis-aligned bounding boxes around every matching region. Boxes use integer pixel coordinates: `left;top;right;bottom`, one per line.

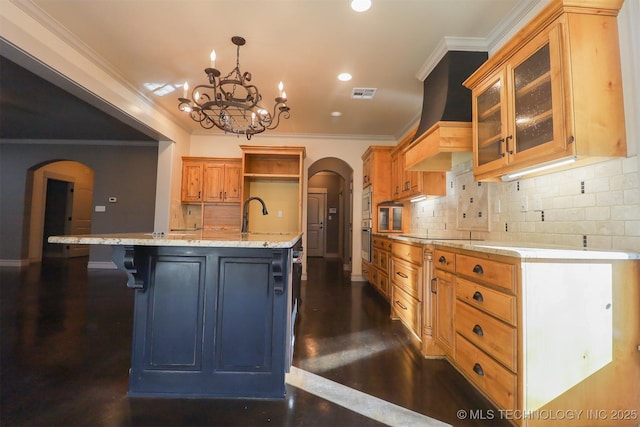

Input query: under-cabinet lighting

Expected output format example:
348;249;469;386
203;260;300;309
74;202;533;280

502;157;577;181
410;195;427;203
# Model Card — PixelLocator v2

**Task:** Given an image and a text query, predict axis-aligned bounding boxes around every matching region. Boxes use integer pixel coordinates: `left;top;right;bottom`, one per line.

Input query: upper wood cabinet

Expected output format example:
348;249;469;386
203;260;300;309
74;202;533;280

181;157;241;203
463;0;626;181
390;135;446;201
240;146;305;233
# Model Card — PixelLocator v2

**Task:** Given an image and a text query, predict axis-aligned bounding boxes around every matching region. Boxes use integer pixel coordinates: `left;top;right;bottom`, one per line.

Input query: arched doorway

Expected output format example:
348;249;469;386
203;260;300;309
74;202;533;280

307;158;353;271
27;161;94;262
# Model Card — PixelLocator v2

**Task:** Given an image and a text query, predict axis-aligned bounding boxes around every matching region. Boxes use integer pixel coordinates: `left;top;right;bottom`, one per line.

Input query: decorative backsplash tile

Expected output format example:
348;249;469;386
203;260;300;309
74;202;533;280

410;156;640;253
456;170;489;231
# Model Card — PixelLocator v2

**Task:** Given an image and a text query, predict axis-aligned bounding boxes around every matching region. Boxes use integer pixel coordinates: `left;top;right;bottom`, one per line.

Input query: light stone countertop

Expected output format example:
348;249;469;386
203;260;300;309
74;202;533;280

379;233;640;260
49;230;303;249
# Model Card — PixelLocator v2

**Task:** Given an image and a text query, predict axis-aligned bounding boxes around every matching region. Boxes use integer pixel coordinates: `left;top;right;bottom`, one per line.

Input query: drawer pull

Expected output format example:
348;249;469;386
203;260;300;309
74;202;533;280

438;255;447;264
430;277;438;294
396;271;408;279
472;324;484;337
473;363;485;376
472;264;484;275
394;300;408;310
472;291;484;302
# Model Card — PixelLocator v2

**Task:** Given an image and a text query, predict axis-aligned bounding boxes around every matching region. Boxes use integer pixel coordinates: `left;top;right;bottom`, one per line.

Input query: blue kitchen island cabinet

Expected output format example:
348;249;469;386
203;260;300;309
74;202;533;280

49;231;303;399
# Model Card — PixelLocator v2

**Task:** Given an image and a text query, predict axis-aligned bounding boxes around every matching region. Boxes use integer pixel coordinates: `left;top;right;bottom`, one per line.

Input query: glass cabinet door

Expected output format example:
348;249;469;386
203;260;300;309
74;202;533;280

509;24;565;162
379;207;390;232
391;207;403;232
474;71;507;172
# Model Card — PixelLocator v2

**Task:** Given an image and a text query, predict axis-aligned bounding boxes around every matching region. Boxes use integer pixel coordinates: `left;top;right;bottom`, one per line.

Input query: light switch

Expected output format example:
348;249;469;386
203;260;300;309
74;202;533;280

95;205;106;212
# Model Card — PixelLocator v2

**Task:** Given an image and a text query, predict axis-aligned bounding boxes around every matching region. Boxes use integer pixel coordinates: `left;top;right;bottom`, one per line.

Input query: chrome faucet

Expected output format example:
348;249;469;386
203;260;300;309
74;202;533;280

241;197;269;233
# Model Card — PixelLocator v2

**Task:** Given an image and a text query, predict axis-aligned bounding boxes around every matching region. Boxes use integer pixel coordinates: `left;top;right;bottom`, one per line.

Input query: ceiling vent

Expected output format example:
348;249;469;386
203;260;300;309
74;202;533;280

351;88;377;99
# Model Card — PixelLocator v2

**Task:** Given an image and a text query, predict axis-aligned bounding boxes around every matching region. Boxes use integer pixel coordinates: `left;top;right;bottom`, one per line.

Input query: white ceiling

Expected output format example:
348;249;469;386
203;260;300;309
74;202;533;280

14;0;535;141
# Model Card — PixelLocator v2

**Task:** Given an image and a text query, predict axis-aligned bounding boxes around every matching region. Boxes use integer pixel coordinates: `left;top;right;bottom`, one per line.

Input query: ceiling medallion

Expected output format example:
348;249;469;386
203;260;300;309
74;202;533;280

178;36;290;139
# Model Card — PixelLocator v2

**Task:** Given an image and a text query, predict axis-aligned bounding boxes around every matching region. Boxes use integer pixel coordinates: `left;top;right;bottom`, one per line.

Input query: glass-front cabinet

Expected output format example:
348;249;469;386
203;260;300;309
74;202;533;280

465;0;626;182
378;204;403;233
472;24;566;179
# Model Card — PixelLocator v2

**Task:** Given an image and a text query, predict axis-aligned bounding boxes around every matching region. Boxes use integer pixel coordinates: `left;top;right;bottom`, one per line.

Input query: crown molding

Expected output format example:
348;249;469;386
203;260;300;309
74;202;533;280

415;0;542;81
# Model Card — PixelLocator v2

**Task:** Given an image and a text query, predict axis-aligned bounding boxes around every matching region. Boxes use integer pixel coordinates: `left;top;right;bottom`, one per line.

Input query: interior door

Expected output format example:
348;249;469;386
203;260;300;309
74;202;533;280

306;190;326;257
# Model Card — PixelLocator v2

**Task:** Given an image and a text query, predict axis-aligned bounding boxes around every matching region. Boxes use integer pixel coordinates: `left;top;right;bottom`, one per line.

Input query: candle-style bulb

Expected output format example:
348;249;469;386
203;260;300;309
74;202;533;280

183;81;188;98
210;50;216;69
278;81;284;98
281;90;287;100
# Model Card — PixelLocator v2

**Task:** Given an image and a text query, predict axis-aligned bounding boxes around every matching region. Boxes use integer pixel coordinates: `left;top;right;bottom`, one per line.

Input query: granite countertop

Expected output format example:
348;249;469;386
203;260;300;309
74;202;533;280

379;233;640;261
48;230;303;249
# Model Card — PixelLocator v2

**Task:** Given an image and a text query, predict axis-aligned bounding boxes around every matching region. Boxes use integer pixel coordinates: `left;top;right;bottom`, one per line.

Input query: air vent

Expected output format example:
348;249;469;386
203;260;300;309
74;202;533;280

351;87;377;99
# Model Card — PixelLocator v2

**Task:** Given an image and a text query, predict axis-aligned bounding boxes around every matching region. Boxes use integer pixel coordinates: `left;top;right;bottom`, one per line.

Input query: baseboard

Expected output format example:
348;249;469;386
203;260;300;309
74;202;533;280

351;274;367;282
87;261;117;269
0;259;30;267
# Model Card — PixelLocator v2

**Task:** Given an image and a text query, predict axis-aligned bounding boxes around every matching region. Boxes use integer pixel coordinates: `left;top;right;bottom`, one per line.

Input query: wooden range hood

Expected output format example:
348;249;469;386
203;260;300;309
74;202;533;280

404;51;487;172
405;121;472;171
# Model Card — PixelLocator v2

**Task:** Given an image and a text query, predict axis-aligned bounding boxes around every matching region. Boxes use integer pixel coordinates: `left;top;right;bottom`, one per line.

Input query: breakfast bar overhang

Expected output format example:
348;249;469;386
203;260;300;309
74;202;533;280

49;231;303;399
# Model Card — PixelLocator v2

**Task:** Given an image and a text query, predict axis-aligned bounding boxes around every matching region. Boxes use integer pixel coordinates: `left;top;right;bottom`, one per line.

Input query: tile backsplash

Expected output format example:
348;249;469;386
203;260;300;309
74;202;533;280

410;156;640;253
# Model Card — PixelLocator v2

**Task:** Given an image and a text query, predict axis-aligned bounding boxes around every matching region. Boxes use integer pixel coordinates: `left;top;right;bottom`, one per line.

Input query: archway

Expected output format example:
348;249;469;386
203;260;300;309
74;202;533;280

27;161;94;263
307;158;353;271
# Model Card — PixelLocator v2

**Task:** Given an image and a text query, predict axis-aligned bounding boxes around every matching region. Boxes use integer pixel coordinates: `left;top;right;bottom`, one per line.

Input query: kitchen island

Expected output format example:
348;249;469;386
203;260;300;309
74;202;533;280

49;231;303;399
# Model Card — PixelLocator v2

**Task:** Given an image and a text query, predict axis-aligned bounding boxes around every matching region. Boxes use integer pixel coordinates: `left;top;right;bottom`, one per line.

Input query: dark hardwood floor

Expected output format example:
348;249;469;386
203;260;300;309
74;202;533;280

1;256;508;427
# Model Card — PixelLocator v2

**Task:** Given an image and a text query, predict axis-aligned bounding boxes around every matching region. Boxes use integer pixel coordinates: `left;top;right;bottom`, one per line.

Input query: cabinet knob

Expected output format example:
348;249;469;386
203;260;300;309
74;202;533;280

472;264;484;275
438;256;447;264
472;291;484;302
473;363;485;376
472;324;484;337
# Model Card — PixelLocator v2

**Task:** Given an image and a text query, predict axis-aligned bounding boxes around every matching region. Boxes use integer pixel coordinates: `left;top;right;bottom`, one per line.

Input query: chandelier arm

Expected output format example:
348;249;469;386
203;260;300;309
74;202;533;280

264;103;291;130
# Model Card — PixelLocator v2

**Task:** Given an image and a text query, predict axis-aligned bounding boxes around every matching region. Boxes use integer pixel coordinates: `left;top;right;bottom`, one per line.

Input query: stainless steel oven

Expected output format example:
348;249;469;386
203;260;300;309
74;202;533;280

362;186;372;220
361;219;372;263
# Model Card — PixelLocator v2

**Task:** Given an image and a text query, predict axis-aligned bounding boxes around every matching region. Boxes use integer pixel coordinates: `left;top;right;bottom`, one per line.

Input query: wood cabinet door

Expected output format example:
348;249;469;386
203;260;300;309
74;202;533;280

507;22;567;166
203;163;224;203
223;163;242;203
181;161;204;203
390;151;401;199
434;268;455;358
472;69;509;176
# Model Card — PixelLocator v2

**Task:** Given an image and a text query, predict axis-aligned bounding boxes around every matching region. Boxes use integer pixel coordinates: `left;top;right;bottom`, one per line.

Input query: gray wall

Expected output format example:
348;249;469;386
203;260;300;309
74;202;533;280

0;141;158;262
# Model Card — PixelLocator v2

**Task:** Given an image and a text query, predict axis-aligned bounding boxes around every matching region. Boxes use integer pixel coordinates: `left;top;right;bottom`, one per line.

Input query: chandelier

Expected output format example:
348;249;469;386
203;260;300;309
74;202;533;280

178;36;290;139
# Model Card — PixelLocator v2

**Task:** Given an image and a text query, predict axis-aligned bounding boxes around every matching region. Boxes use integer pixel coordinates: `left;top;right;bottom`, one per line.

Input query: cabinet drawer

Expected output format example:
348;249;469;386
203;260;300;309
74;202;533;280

456;334;516;410
372;236;389;250
456;254;515;292
434;249;455;273
391;258;422;299
392;285;421;338
378;250;389;273
456;278;516;326
456;300;517;371
362;262;371;282
392;241;423;265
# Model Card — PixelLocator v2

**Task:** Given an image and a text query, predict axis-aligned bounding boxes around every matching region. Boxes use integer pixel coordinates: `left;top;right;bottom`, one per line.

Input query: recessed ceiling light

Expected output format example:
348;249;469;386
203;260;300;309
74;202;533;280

338;73;352;82
330;111;342;117
351;0;371;12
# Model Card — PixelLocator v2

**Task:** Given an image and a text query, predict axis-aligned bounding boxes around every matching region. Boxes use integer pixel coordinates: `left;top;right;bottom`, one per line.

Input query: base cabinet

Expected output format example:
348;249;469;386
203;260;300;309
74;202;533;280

438;244;640;427
390;241;423;339
121;244;298;398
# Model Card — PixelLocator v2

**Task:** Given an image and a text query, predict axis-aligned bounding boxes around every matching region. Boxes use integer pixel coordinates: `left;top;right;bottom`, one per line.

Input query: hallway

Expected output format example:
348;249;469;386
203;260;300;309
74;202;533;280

1;257;507;427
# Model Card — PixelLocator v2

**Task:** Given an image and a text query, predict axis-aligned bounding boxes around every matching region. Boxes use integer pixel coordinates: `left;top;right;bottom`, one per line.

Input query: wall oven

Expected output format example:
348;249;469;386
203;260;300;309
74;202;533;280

362;186;372;220
361;219;372;263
